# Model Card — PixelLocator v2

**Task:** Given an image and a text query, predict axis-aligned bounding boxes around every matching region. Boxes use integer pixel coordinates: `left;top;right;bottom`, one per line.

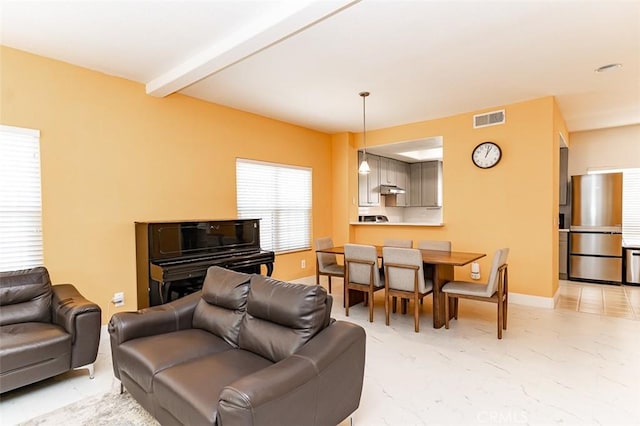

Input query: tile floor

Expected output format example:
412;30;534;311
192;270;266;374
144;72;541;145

1;280;640;425
556;280;640;319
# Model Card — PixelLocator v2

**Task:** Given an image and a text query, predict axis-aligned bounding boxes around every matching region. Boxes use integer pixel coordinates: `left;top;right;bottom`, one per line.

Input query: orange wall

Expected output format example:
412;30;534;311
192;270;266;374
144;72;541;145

337;97;564;298
1;46;566;321
1;46;333;321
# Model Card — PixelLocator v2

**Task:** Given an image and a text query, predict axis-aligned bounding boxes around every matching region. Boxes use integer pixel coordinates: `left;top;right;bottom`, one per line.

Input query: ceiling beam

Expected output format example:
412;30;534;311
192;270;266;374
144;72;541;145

146;0;360;97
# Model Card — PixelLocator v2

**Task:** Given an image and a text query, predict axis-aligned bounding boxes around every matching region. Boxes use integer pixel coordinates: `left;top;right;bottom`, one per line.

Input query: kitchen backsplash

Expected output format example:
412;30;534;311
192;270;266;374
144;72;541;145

402;207;443;224
358;197;442;224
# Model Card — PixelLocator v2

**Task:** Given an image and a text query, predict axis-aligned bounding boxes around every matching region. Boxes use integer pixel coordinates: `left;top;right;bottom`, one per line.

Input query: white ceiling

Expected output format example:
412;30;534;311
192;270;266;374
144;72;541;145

2;0;639;134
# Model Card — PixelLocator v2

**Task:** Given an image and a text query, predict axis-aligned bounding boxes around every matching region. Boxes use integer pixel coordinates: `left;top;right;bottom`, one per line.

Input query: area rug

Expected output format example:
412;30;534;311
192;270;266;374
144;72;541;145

19;391;158;426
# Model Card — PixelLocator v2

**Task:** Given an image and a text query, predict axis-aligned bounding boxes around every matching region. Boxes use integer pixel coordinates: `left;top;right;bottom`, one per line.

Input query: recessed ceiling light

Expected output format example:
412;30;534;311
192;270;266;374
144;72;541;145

595;63;622;73
399;147;443;161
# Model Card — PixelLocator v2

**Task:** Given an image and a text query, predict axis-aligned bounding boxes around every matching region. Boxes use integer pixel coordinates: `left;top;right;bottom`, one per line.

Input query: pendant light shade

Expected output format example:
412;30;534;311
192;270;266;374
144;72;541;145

358;157;371;174
358;91;370;175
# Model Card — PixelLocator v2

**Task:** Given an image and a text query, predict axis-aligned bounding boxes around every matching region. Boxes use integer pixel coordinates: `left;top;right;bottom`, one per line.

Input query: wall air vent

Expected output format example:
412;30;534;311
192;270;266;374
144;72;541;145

473;109;505;128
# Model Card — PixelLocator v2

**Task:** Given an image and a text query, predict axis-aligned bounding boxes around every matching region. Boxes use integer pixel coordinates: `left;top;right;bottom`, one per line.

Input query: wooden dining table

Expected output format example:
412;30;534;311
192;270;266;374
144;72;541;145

316;245;486;329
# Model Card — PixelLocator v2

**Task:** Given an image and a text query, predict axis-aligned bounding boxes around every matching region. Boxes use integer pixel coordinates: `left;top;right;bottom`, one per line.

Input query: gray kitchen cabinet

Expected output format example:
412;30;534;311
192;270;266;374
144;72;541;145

559;231;568;278
358;152;380;206
380;157;396;186
560;147;568;205
395;161;409;206
421;161;441;207
409;163;422;206
409;161;442;207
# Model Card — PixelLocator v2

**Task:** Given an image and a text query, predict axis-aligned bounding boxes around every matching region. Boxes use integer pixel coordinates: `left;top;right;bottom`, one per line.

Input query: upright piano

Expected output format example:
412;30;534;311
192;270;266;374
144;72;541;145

135;219;275;308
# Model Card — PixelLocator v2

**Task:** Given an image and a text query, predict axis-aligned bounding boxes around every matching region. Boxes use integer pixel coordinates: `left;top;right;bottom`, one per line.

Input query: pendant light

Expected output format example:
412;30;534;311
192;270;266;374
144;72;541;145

358;91;371;174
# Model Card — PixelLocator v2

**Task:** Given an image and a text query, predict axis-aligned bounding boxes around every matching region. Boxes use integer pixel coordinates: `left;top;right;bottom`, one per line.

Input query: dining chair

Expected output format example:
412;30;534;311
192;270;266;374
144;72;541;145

383;238;413;248
315;237;343;294
417;240;452;295
417;240;451;251
382;247;433;332
442;248;510;339
381;239;412;311
344;243;384;322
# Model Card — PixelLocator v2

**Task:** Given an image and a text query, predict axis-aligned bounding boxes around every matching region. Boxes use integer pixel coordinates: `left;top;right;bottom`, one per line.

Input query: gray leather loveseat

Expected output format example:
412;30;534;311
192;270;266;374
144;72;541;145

0;267;102;393
109;266;366;426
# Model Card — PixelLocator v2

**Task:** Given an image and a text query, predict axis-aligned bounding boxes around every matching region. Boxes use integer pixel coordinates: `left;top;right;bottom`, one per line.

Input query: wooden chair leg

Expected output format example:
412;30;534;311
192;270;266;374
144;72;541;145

368;289;374;322
401;299;407;315
444;293;450;329
392;296;397;313
414;296;419;332
385;287;390;326
328;276;332;294
453;298;459;319
503;296;508;330
497;300;503;339
345;285;350;317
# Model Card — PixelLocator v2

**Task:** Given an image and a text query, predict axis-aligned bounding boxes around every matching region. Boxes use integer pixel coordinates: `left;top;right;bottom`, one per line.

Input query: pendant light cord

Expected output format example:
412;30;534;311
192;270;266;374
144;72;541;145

360;91;369;158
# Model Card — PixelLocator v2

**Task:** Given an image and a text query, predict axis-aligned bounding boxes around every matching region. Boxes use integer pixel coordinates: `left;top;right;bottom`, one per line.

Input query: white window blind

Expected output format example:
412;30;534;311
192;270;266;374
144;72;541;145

623;168;640;241
0;125;43;272
236;159;312;253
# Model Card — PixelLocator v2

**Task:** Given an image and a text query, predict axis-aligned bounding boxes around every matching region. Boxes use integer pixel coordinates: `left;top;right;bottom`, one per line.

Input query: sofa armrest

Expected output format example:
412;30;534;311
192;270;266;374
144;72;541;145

108;291;200;345
51;284;102;368
218;320;366;426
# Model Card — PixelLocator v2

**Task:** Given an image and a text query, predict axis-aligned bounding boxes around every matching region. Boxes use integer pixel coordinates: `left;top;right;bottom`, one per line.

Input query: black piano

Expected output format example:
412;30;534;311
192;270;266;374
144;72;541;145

135;219;275;308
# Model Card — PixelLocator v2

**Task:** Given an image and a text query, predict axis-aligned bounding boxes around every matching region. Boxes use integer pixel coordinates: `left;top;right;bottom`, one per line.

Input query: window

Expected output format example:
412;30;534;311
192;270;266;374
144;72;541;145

0;125;43;272
236;159;312;253
622;168;640;241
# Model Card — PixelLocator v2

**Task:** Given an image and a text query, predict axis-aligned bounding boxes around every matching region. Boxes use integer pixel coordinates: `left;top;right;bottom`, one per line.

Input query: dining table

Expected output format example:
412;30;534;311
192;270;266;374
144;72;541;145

315;245;486;329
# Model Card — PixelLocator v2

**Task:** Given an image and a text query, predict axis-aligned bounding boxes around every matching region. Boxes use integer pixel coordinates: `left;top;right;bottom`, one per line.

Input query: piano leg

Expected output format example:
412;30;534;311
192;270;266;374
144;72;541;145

147;279;165;307
160;280;168;305
265;262;274;277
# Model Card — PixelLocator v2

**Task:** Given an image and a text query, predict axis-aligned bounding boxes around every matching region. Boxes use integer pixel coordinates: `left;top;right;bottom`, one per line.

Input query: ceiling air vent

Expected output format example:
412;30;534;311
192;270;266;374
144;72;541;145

473;109;505;128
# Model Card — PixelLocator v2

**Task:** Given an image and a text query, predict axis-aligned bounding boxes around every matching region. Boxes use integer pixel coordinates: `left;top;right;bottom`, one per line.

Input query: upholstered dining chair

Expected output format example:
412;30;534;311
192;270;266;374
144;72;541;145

383;238;413;248
417;240;452;294
441;248;510;339
417;240;451;251
382;247;433;332
344;243;384;322
315;237;343;294
381;239;413;311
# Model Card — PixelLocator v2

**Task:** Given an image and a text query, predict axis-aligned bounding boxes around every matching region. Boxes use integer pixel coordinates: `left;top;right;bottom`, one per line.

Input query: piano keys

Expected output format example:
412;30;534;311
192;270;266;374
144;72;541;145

135;219;275;308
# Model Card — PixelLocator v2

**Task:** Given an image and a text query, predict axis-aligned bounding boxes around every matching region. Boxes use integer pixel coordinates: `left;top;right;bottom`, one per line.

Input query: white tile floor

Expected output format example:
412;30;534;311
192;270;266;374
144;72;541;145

1;279;640;425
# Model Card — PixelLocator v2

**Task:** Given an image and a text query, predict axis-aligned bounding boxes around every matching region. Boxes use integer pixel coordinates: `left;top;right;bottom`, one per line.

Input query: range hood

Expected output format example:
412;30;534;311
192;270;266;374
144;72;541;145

380;185;406;195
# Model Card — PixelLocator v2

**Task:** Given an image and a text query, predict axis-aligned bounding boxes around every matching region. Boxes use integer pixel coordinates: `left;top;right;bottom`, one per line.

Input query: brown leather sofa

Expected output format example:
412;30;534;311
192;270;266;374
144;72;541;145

109;266;366;426
0;267;102;393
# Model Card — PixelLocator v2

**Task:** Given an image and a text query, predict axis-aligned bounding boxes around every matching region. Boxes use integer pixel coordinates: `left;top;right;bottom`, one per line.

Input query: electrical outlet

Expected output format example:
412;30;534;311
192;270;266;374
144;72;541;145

112;292;125;307
301;259;306;269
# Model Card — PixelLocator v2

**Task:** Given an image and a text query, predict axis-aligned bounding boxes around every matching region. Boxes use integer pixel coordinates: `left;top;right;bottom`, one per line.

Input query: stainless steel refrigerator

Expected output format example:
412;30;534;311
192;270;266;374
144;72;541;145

569;173;623;283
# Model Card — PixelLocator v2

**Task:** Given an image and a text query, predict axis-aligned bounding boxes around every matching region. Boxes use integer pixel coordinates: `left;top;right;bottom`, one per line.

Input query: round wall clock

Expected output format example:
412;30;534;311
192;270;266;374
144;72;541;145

472;141;502;169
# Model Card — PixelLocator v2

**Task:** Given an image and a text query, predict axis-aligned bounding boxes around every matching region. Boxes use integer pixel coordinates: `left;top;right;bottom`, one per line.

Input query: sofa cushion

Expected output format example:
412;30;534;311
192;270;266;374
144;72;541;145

154;349;273;426
0;322;71;373
0;267;52;325
192;266;251;347
238;275;328;363
117;329;233;393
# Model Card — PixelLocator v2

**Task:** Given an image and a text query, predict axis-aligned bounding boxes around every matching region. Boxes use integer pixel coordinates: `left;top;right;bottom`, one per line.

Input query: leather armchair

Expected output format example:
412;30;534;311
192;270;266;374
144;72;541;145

0;267;101;393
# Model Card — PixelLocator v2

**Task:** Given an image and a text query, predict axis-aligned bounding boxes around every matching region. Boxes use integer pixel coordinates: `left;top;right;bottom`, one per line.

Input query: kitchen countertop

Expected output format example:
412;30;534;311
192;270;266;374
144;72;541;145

623;239;640;249
350;221;444;227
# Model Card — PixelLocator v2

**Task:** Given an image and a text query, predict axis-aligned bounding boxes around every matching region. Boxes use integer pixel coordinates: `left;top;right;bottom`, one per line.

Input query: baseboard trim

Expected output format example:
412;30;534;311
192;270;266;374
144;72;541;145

509;291;556;309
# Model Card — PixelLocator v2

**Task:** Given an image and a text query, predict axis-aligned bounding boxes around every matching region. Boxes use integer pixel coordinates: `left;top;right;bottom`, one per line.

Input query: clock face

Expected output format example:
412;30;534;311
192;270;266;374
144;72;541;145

472;142;502;169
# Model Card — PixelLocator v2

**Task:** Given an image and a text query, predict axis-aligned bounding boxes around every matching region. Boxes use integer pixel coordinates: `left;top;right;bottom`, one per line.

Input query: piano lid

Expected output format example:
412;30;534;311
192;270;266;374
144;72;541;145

146;219;262;261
